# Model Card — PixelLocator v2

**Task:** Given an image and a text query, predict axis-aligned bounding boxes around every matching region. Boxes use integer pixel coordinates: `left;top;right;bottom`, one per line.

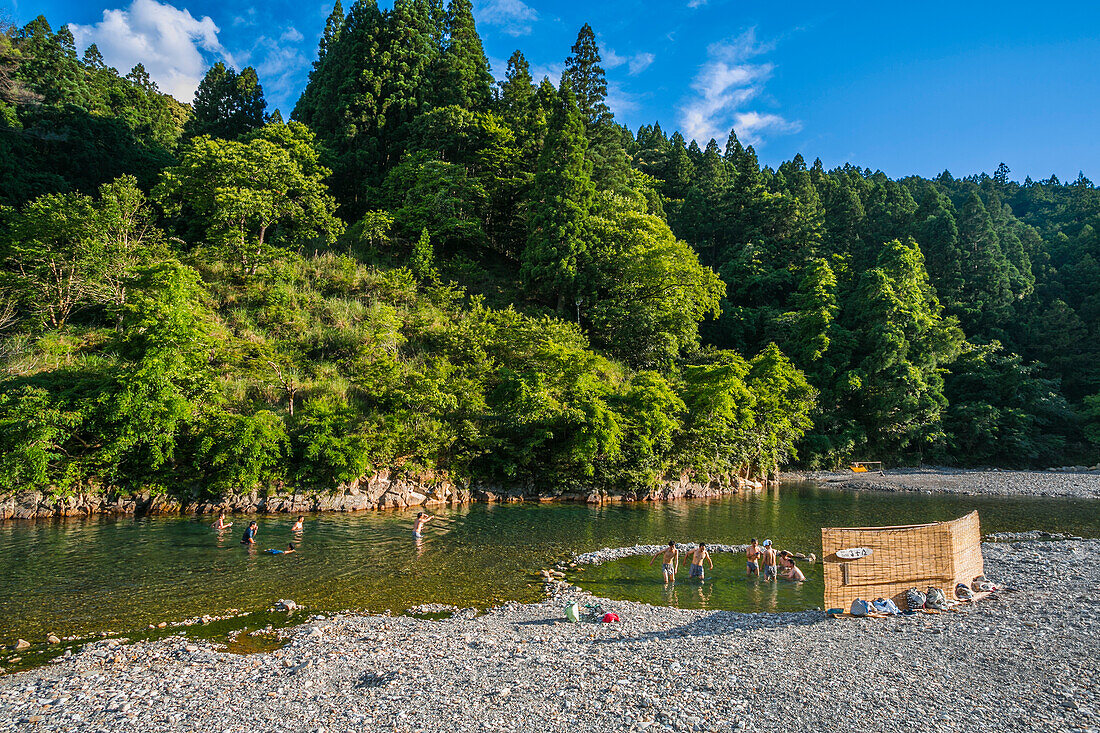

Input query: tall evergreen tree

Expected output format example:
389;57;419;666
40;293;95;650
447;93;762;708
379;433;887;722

438;0;492;109
521;84;593;310
317;0;344;65
292;0;387;210
955;190;1015;333
499;50;534;122
561;24;609;126
845;238;963;458
560;23;631;193
184;63;267;140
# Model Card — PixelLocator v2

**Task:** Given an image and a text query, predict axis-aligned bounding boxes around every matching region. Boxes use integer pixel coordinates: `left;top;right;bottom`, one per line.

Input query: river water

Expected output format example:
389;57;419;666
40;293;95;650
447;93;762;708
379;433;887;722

1;483;1097;648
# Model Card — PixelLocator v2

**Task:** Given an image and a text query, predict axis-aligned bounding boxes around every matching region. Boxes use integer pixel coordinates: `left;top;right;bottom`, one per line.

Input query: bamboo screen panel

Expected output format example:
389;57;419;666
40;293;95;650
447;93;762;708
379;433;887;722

821;511;983;611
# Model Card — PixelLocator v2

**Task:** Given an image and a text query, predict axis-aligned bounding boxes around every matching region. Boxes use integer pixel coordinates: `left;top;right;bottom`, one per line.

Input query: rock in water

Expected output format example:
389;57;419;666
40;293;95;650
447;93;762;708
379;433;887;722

275;599;298;612
15;639;30;650
47;635;60;645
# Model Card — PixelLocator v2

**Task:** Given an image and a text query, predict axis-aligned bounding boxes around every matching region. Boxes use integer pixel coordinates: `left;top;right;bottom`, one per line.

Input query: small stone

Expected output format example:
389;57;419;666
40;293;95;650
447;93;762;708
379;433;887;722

185;645;199;653
157;622;167;629
15;639;30;650
47;634;61;644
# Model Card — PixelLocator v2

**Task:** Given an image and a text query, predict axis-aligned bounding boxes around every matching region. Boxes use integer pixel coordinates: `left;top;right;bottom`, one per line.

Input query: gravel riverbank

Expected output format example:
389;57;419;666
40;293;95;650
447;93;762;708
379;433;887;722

784;466;1100;499
2;538;1097;733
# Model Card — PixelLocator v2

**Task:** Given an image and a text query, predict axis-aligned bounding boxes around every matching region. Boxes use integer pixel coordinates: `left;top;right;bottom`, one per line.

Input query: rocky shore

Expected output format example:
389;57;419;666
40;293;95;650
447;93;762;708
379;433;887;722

785;466;1100;500
0;471;767;520
2;538;1096;732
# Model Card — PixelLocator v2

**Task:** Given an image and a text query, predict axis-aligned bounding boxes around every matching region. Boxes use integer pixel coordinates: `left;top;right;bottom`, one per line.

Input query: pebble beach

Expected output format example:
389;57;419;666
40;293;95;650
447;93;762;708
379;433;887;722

785;466;1100;499
2;536;1097;733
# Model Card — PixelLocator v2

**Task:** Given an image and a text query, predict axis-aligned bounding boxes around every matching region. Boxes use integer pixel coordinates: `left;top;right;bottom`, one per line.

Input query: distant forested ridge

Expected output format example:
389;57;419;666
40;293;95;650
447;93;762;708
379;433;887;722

0;4;1097;501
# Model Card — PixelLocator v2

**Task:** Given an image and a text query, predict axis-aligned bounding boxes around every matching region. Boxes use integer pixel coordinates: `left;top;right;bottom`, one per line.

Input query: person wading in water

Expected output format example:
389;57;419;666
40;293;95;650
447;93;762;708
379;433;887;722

649;541;679;584
761;540;778;581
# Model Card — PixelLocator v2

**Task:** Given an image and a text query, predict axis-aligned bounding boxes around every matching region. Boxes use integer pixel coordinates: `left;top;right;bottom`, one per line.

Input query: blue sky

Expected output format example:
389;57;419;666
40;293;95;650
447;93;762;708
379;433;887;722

4;0;1098;181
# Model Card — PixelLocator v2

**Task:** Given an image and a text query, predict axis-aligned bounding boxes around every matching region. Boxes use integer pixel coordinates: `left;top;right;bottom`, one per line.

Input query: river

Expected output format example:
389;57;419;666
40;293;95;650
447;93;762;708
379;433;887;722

1;483;1097;650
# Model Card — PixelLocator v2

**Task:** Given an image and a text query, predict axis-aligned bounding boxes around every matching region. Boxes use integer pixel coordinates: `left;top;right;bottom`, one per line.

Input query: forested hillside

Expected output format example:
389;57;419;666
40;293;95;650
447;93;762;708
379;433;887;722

1;2;1097;501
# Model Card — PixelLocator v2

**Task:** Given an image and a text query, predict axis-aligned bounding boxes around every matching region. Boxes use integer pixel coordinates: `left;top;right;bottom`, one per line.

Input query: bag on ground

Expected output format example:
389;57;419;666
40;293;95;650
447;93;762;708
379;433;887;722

955;583;974;600
972;575;995;592
872;597;901;615
850;598;873;616
905;587;927;610
925;587;948;610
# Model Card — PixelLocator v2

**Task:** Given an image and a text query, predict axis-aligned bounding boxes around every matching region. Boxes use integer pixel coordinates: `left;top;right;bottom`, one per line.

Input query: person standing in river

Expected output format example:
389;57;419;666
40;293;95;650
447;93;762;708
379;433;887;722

761;539;778;581
213;512;232;531
649;541;679;583
746;538;762;577
687;542;713;581
413;512;433;539
241;521;258;545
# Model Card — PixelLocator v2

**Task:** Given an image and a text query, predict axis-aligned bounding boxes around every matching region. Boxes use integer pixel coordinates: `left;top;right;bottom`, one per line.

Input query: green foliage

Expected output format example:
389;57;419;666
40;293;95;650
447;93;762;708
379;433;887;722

5;4;1097;504
192;410;289;497
184;63;268;140
1;175;165;329
438;0;493;110
521;84;592;307
155;122;343;272
586;207;724;368
0;17;186;206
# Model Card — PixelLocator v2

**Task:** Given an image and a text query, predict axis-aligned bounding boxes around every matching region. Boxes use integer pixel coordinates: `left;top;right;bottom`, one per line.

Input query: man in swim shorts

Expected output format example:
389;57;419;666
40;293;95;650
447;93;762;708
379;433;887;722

760;539;777;581
746;538;761;576
241;521;258;545
413;512;433;539
688;542;713;580
266;543;296;555
649;541;679;583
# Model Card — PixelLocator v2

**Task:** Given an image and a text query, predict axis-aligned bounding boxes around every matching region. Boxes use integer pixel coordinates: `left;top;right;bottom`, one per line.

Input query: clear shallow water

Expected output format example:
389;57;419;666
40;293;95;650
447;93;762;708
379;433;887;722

1;484;1097;646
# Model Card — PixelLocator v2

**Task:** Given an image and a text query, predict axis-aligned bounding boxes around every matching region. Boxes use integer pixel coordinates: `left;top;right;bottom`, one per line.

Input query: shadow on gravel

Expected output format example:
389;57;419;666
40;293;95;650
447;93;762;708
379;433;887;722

598;611;826;644
357;672;394;688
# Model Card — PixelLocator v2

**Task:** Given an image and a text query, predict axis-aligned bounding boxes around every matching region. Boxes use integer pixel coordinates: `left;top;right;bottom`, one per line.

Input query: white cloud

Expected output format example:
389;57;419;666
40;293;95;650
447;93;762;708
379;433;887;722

487;56;509;83
605;82;640;115
69;0;233;101
687;0;706;7
474;0;538;37
530;62;564;85
280;27;303;43
677;28;799;147
733;111;801;141
628;52;655;75
604;49;655;76
249;35;311;108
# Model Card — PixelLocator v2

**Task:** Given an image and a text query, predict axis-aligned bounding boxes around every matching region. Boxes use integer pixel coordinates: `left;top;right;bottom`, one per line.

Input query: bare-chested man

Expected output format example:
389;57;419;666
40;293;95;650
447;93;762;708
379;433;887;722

761;539;778;581
649;541;679;583
746;538;762;577
687;542;713;581
213;512;232;530
781;556;805;582
413;512;433;539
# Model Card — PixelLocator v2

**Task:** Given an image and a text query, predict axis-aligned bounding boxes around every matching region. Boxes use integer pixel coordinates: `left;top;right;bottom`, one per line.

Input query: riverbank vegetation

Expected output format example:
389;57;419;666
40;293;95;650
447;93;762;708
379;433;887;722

1;4;1098;499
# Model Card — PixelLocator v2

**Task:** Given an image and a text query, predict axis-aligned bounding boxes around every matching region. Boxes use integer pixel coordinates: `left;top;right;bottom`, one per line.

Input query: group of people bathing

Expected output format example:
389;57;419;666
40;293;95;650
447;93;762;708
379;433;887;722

213;512;302;554
649;539;805;583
